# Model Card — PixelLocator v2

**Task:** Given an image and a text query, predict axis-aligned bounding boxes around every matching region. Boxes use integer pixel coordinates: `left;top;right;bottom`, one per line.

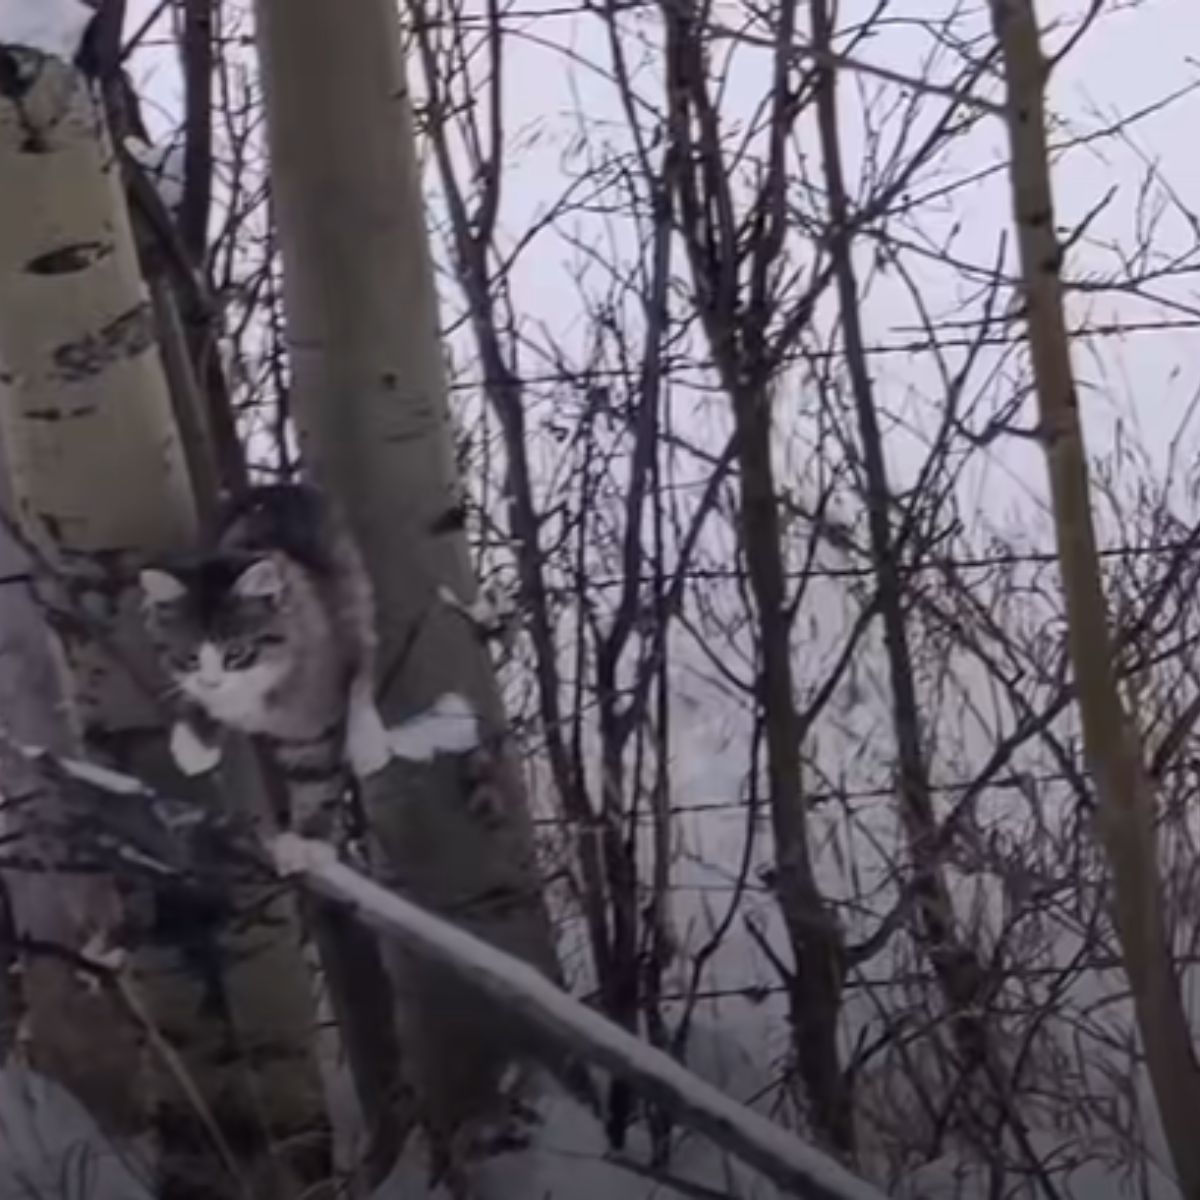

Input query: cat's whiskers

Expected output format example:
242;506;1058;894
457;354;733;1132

139;483;387;839
156;678;187;706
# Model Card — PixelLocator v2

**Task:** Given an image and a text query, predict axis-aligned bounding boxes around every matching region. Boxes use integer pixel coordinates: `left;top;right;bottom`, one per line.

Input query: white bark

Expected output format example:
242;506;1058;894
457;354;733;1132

0;414;145;1138
0;45;330;1198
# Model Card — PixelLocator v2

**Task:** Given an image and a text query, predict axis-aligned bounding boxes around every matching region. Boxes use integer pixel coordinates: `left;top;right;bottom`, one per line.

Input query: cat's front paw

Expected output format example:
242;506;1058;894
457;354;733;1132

345;700;392;778
170;720;222;776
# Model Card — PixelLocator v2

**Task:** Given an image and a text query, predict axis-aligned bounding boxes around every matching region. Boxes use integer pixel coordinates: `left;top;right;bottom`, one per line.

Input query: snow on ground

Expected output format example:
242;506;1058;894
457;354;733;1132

894;1133;1182;1200
374;1075;783;1200
0;1066;153;1200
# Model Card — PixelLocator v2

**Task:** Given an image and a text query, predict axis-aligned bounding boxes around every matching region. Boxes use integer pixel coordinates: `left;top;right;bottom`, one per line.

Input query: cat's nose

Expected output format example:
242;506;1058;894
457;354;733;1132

197;644;224;684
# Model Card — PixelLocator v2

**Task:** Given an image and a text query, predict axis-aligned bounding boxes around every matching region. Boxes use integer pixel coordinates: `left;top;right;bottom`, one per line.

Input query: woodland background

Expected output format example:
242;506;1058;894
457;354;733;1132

1;0;1199;1197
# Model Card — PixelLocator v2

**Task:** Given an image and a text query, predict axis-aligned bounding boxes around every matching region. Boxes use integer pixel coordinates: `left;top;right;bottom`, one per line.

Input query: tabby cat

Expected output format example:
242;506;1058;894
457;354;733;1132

138;483;391;835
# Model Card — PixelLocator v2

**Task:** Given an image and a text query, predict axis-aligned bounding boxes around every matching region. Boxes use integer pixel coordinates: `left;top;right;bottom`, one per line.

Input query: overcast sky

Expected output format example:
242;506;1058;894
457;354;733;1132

125;0;1199;522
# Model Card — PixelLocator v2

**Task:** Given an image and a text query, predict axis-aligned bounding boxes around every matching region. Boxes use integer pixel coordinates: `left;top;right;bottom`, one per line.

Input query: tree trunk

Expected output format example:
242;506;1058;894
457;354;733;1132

730;378;854;1155
0;46;330;1198
809;0;996;1107
253;0;565;1175
659;0;852;1151
0;425;145;1140
989;3;1200;1196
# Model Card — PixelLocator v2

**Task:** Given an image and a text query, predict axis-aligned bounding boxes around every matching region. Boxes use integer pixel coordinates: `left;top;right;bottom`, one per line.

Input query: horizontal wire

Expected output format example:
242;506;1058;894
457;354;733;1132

443;318;1200;395
529;769;1073;826
548;538;1197;593
616;951;1200;1005
529;749;1200;829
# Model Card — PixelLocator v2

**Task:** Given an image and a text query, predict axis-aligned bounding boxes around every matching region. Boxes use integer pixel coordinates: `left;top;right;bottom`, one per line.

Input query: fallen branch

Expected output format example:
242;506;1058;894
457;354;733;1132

271;834;887;1200
1;736;887;1199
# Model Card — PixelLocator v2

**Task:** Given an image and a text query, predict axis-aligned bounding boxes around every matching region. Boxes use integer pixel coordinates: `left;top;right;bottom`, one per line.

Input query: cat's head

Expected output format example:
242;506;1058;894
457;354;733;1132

138;553;293;721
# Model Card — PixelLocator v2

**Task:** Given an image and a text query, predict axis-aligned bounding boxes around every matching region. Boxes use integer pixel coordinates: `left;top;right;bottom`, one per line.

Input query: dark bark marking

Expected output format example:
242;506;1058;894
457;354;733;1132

0;48;49;151
52;302;155;382
429;503;467;534
0;47;35;101
23;406;98;421
27;241;112;275
36;511;64;542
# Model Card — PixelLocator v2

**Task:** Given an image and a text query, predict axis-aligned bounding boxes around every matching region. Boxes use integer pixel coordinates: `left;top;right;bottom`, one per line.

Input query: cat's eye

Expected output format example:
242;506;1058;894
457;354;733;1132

171;650;200;672
224;643;259;669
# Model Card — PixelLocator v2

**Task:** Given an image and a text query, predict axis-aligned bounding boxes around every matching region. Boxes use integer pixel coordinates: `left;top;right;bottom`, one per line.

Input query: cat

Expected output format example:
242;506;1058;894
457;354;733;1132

137;483;392;835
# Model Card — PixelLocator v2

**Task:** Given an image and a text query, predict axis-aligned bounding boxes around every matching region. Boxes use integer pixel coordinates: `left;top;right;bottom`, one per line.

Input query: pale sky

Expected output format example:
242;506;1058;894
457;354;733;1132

125;0;1200;514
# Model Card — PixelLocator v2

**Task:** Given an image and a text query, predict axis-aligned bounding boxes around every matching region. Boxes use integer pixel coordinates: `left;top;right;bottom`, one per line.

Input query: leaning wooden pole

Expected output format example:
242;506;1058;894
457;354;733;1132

989;3;1200;1195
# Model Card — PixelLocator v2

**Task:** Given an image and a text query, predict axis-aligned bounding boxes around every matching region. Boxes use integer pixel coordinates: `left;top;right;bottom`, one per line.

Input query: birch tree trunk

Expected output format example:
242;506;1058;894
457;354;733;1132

989;3;1200;1195
0;426;145;1141
0;44;331;1198
254;0;565;1174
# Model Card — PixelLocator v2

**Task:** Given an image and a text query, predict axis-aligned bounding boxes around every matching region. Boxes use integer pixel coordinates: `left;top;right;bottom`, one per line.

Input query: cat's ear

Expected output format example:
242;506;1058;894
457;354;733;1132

139;568;187;605
232;557;284;603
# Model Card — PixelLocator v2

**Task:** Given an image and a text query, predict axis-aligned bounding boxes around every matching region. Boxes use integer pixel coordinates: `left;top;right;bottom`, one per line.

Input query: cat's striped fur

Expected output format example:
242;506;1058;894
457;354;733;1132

138;483;390;837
